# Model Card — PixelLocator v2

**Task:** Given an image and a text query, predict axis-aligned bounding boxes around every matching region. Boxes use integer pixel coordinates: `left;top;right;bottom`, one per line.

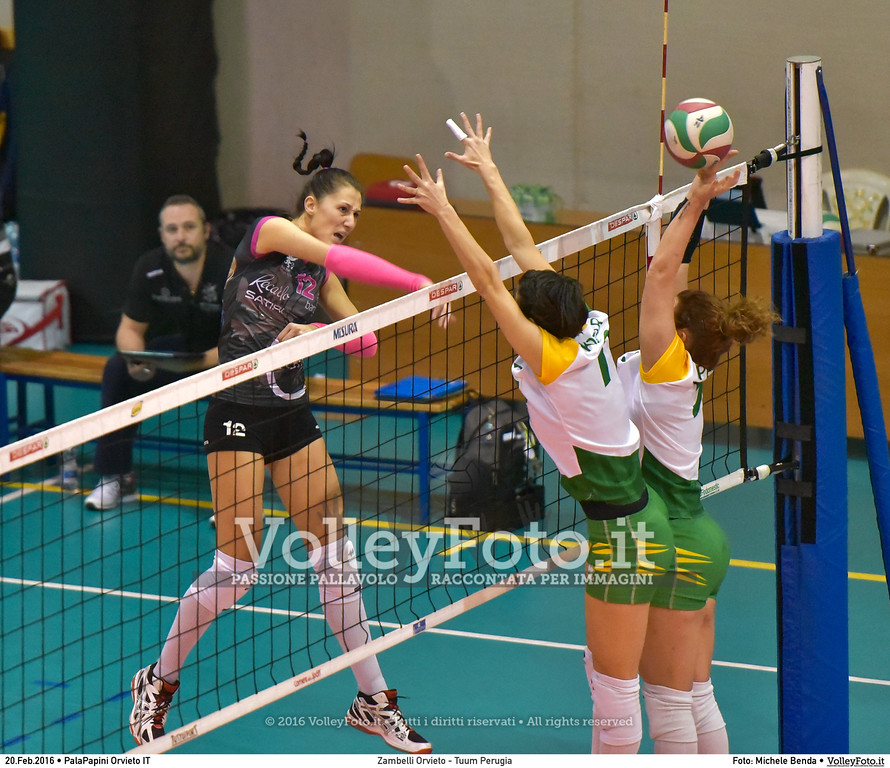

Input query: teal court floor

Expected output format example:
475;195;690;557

1;350;889;756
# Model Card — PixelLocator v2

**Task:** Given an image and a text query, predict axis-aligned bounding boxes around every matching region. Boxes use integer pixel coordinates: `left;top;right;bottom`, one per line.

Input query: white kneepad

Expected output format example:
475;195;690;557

310;537;362;606
692;679;726;733
189;549;256;612
642;681;697;747
591;671;642;748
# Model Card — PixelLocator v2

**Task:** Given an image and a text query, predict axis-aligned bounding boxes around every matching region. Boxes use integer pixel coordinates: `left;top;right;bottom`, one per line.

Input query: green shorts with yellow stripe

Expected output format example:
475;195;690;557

584;488;674;605
650;512;730;611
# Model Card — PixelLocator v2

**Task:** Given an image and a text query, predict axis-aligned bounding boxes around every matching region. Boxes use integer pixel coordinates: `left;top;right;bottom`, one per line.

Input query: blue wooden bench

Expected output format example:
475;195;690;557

0;347;107;446
0;348;467;521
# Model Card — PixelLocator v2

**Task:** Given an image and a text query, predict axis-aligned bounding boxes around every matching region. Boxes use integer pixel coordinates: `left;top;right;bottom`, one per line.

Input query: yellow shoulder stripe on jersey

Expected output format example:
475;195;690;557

641;333;689;384
539;328;579;385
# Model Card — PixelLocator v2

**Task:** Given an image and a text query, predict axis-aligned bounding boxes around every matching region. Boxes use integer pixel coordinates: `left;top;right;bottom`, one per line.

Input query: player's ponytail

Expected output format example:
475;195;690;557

292;130;335;176
676;290;779;370
720;296;778;346
292;131;362;214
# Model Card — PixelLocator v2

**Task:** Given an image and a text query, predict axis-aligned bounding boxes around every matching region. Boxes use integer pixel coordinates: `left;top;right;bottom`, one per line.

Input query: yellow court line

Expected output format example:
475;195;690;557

730;557;886;583
5;481;887;583
848;570;888;583
729;557;775;571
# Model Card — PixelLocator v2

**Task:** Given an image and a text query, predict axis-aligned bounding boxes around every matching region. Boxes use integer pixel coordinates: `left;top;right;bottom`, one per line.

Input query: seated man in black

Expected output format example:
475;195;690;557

85;194;231;510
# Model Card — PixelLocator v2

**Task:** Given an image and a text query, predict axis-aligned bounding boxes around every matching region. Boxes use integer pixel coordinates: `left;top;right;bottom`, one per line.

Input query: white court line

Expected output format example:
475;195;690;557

849;674;890;687
0;487;36;502
2;573;888;687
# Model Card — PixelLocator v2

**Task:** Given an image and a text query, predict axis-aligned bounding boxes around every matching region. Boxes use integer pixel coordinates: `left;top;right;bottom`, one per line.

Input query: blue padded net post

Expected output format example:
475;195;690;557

772;228;849;753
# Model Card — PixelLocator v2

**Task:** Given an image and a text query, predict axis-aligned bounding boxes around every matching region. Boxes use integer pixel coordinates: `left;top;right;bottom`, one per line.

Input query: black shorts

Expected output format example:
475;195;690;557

203;397;322;464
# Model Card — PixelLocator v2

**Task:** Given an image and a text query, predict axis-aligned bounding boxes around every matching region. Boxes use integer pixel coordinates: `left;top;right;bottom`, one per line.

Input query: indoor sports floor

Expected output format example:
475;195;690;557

2;351;889;756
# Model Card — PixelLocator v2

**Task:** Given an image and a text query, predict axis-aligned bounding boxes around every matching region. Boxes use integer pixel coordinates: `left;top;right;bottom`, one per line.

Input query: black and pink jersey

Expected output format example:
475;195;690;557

216;216;328;407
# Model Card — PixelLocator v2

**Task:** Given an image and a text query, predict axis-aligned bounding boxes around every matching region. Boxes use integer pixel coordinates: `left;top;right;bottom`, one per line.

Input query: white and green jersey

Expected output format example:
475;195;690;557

616;334;710;483
618;337;730;590
512;309;644;506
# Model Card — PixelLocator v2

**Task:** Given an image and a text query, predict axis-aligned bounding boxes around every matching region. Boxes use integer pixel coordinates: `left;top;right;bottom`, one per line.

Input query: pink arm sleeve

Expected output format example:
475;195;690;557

311;323;378;358
325;244;430;292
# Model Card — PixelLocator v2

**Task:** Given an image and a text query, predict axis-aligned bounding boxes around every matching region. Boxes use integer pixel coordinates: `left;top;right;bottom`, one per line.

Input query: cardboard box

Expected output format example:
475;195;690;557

0;279;71;349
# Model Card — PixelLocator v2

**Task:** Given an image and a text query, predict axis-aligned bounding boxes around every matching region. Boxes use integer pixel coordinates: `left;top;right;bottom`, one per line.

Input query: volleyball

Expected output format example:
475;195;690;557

663;98;734;169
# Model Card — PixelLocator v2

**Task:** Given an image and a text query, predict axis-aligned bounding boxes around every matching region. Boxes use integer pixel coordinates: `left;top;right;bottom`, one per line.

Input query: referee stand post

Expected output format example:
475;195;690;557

771;55;849;754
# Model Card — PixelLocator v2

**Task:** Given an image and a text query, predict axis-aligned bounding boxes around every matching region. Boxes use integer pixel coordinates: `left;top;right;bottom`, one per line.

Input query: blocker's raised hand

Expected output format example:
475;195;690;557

397;154;452;218
689;150;741;208
444;112;494;174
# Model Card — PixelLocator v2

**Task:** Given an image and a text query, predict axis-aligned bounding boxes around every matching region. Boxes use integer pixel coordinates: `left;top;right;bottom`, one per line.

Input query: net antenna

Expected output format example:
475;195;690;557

657;0;670;197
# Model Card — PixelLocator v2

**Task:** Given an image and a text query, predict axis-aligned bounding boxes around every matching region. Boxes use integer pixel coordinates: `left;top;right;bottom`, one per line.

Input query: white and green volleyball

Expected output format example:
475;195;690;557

664;98;734;169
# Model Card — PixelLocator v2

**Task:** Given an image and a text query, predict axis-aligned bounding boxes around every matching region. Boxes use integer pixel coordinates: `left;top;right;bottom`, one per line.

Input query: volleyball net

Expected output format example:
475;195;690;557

0;163;752;753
